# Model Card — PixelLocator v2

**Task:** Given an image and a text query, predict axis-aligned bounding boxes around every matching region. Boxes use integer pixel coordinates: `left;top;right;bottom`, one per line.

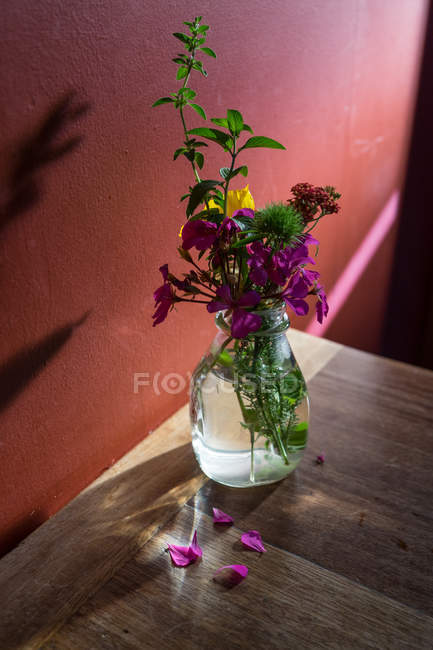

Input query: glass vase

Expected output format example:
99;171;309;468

190;302;309;487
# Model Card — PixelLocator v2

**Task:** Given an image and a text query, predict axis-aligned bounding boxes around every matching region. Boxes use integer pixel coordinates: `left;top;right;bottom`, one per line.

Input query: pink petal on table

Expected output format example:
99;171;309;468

213;564;248;586
167;544;195;567
167;529;202;566
315;453;325;465
212;507;234;525
241;530;267;553
189;530;203;558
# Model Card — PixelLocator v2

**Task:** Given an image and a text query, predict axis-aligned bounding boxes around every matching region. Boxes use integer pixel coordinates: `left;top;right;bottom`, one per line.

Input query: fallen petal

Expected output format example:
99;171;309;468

213;564;248;586
212;507;234;525
315;453;325;465
167;544;196;567
241;530;267;553
167;529;202;566
189;530;203;558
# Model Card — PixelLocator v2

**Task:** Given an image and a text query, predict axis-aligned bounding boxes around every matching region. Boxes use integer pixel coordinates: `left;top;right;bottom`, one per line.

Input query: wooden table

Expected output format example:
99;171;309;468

1;331;433;649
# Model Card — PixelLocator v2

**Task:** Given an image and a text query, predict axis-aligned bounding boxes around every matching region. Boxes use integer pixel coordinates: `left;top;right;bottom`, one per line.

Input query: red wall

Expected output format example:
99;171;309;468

0;0;427;555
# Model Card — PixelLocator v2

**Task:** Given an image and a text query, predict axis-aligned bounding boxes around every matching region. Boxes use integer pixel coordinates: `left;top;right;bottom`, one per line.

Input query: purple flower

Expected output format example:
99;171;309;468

152;265;177;326
207;285;262;338
246;241;271;286
182;219;218;251
232;208;255;219
281;274;310;316
159;263;169;281
315;284;329;323
247;240;316;288
218;216;240;244
300;233;319;247
269;244;316;286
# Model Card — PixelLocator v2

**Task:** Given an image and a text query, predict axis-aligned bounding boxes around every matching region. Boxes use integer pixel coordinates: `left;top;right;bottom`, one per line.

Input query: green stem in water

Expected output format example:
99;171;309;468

233;383;256;482
252;339;290;465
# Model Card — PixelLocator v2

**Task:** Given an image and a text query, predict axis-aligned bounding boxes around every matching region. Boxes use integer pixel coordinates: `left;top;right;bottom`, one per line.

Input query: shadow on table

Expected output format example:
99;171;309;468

0;442;205;648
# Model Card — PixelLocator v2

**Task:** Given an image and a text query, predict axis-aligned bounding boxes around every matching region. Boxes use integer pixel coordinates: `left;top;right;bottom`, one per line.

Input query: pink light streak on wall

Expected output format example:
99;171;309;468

306;191;400;337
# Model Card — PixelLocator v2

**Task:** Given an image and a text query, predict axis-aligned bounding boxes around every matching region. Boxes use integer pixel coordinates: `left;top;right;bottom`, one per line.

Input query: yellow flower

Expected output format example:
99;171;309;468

208;185;255;216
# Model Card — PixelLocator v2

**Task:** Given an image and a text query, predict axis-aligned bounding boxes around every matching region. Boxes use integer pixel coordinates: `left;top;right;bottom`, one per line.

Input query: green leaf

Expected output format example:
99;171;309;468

176;67;188;80
229;165;248;180
180;88;196;99
180;193;190;202
219;165;248;181
188;207;223;224
189;103;206;120
192;61;207;77
187;180;221;216
231;234;263;248
232;214;254;230
241;408;259;427
211;117;229;128
227;109;244;137
194;151;204;169
172;57;187;65
219;167;231;180
173;147;187;160
197;25;209;33
217;350;233;366
152;97;174;107
241;136;286;150
173;32;190;45
188;127;232;150
243;123;254;134
200;46;216;58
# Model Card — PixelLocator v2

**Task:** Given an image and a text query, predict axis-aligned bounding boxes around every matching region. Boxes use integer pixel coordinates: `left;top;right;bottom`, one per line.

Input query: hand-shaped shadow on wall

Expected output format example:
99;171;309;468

0;92;90;234
0;311;90;413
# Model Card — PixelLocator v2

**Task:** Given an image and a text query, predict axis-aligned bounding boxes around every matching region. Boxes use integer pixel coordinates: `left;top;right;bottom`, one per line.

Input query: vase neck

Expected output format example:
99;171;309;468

216;301;290;337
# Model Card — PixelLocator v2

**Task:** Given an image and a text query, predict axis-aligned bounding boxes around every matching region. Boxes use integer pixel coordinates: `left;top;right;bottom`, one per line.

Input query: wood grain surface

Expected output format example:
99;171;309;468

190;347;433;615
2;333;432;649
46;506;433;650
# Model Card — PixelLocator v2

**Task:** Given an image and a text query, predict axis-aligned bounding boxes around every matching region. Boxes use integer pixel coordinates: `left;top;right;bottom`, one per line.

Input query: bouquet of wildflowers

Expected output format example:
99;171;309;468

152;17;340;337
152;17;340;471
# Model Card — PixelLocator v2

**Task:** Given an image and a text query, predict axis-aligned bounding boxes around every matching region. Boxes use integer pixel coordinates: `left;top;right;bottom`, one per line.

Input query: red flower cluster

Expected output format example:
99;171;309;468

288;183;340;223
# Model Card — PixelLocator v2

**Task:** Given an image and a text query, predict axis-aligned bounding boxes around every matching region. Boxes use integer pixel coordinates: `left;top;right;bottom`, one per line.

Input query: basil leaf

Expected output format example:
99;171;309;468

200;46;216;58
189;103;207;120
152;97;174;107
187;180;221;216
241;136;286;150
227;109;244;137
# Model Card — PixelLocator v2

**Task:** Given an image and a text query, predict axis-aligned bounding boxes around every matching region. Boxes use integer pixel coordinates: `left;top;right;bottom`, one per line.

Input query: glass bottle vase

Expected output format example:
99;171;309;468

190;303;309;487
